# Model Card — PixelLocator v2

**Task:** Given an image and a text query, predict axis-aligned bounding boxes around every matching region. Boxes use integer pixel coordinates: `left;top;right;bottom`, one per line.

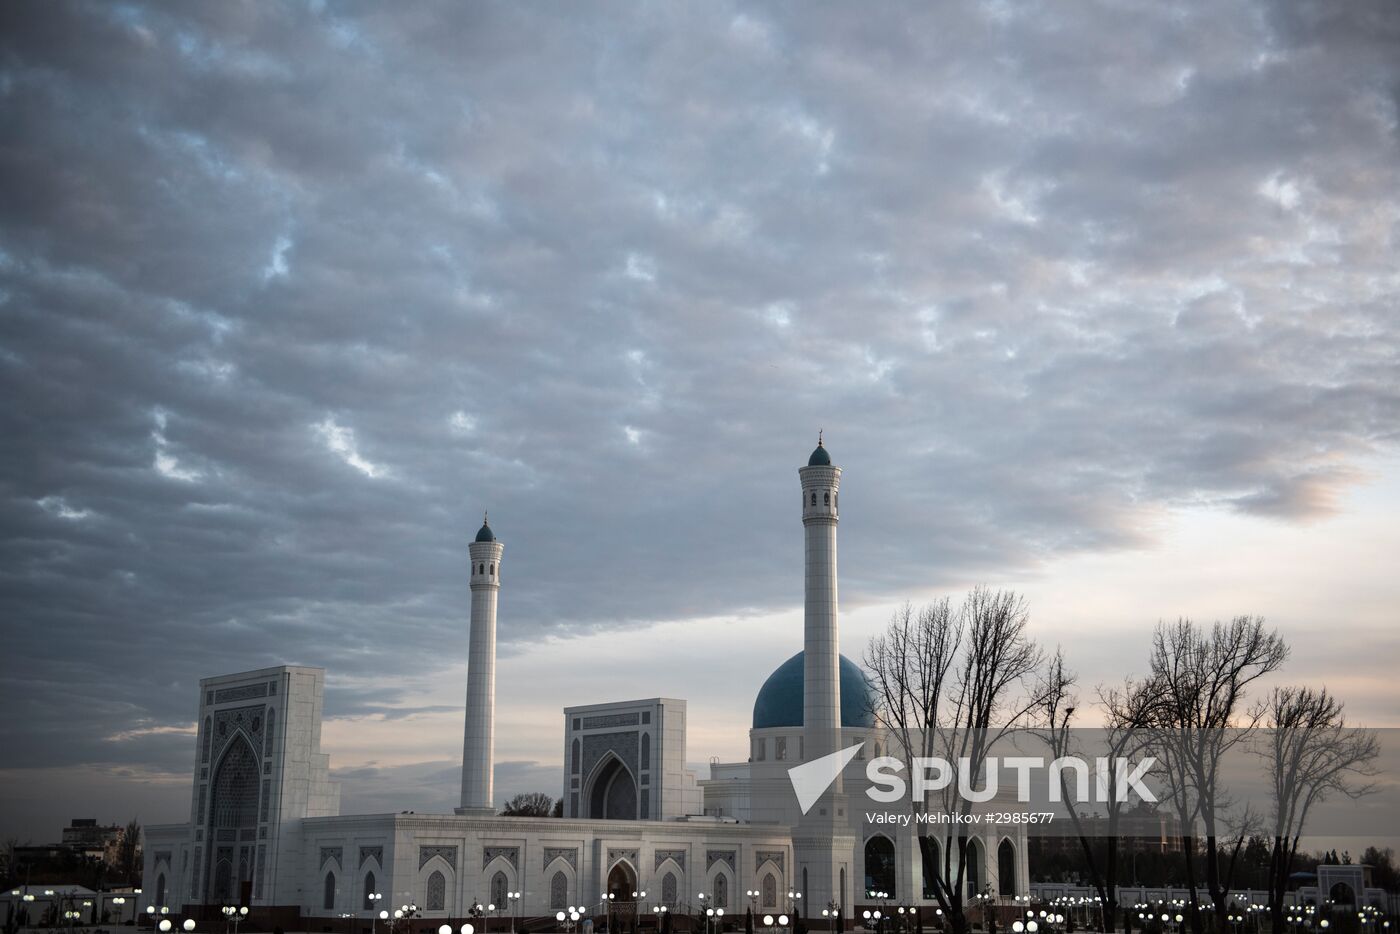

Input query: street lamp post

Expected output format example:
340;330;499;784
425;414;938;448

822;901;842;933
507;891;521;932
787;893;803;927
369;893;384;934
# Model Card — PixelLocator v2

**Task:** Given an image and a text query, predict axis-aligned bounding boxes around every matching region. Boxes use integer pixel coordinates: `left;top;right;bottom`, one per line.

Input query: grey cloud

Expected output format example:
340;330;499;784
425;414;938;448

2;0;1398;837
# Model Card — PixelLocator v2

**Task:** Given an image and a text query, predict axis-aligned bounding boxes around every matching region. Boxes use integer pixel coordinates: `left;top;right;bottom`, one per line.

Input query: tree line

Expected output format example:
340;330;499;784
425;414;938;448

864;589;1380;934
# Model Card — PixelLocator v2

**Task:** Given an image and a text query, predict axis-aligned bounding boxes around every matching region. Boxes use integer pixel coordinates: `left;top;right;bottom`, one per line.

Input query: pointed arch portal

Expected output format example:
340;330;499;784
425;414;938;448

608;862;638;903
207;735;260;904
586;755;638;820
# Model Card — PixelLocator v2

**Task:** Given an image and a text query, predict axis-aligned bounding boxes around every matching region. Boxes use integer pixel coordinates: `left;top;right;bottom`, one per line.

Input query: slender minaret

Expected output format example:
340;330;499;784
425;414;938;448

458;513;503;815
800;432;843;778
794;433;854;923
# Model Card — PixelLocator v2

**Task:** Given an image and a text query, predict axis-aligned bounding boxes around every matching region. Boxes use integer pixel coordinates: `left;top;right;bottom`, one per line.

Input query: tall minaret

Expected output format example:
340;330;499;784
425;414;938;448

458;513;503;815
794;434;854;923
800;432;843;776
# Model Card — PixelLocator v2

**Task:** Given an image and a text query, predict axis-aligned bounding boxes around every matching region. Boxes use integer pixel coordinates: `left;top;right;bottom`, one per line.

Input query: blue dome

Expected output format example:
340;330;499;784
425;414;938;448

807;443;831;466
752;651;876;729
474;520;495;542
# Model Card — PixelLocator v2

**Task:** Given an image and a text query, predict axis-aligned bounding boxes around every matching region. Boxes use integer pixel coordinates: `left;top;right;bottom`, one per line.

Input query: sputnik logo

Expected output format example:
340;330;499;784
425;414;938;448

787;742;865;815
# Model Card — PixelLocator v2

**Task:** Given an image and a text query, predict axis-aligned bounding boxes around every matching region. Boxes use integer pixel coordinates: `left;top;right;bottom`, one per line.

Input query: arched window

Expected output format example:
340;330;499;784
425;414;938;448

363;872;377;910
873;741;881;758
491;871;508;910
713;874;728;909
824;491;829;505
324;872;336;910
571;739;580;774
264;709;275;756
998;839;1016;896
427;870;446;911
810;492;817;506
155;874;166;907
865;835;897;899
489;564;494;576
921;839;942;899
761;873;776;909
964;838;983;897
478;563;484;574
551;871;568;910
641;733;650;770
662;872;677;907
201;718;211;763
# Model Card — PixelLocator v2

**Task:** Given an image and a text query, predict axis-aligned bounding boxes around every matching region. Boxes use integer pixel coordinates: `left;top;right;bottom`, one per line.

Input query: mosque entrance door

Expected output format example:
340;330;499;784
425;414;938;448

608;862;638;903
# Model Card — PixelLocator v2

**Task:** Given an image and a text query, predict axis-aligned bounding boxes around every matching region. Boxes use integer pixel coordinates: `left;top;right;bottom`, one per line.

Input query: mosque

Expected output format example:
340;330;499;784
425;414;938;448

142;441;1028;930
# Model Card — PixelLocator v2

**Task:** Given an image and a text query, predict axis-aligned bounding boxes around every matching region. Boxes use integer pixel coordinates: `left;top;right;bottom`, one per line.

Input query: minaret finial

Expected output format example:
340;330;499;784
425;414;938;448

818;428;823;446
483;510;489;525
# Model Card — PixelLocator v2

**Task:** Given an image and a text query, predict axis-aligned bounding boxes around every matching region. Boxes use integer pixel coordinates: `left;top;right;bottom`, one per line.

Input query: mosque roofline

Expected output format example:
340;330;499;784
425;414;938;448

563;697;687;714
199;665;324;686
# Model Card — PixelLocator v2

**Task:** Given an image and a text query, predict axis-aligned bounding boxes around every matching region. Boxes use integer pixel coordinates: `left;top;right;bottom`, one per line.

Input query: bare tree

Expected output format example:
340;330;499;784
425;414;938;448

1261;687;1378;932
864;588;1053;934
498;792;556;817
1146;617;1288;934
1035;662;1160;933
118;819;142;886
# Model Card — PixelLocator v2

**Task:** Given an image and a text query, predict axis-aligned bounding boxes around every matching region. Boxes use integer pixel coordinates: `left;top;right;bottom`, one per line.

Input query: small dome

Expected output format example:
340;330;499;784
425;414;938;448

474;517;495;542
807;442;831;466
752;651;876;729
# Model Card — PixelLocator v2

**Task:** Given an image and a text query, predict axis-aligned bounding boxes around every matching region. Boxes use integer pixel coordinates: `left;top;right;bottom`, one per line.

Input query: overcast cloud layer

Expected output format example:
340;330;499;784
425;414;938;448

2;1;1399;836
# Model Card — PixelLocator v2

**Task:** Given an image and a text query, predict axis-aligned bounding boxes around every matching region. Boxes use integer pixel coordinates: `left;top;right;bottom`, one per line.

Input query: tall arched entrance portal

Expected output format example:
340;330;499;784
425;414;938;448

607;863;638;927
587;756;639;820
207;735;260;905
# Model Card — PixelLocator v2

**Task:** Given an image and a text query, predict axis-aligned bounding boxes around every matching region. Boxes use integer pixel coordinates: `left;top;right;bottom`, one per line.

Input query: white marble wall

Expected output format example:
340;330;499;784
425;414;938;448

296;814;793;923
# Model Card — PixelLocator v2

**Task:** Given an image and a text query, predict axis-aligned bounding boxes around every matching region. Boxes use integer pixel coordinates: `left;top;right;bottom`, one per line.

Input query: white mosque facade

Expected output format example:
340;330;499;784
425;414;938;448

143;443;1029;930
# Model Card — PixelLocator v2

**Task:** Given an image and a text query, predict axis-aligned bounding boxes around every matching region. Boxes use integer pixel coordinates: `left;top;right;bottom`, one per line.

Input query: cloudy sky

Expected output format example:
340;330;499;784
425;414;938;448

2;1;1399;843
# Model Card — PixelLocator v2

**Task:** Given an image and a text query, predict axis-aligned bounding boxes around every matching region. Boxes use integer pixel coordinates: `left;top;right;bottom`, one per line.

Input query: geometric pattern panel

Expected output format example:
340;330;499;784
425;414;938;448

707;850;736;873
214;683;270;705
419;845;459;870
607;848;639;870
211;705;267;767
359;846;384;868
581;713;640;730
654;849;686;871
756;850;785;874
543;847;578;871
483;846;518;871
